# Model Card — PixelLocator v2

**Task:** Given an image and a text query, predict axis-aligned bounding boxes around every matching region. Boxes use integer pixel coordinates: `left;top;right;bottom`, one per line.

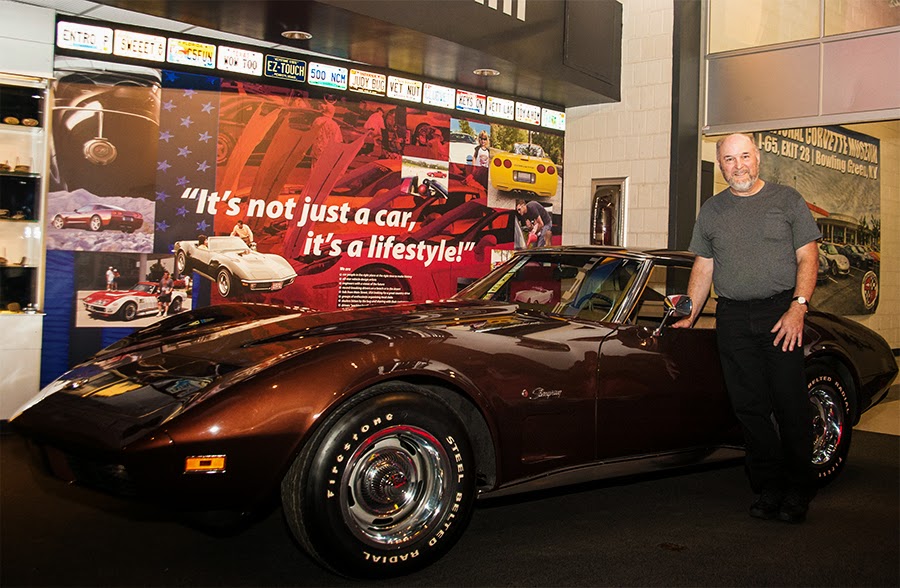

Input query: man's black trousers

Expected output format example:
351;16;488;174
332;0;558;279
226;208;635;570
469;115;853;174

716;290;815;496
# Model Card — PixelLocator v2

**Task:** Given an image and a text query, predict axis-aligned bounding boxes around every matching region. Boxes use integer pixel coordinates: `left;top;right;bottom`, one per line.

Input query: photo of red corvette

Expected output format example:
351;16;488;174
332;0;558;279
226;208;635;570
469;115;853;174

51;204;144;233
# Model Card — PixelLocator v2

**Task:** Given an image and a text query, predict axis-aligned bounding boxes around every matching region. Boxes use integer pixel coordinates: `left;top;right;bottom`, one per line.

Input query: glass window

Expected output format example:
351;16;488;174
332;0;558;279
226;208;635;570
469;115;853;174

459;253;639;323
590;180;624;246
629;263;718;329
825;0;900;35
708;0;821;53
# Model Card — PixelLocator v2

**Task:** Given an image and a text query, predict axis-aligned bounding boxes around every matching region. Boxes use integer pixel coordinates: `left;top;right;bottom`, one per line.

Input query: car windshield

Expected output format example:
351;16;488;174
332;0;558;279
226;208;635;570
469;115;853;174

131;283;155;293
455;252;640;323
823;244;839;255
208;236;250;252
513;143;546;157
451;133;476;144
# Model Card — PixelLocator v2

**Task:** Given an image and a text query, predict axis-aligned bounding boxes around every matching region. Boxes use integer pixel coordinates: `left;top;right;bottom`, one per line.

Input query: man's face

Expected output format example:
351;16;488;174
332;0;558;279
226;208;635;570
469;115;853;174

718;136;760;194
516;203;526;215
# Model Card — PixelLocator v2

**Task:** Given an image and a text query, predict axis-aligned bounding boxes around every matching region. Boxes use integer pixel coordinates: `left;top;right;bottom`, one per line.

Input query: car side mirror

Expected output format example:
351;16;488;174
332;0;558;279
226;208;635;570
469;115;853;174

653;294;693;336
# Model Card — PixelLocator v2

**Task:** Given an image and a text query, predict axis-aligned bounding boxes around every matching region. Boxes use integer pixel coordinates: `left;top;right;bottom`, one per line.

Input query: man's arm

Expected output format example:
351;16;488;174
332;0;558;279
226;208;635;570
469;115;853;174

671;256;714;328
771;240;818;351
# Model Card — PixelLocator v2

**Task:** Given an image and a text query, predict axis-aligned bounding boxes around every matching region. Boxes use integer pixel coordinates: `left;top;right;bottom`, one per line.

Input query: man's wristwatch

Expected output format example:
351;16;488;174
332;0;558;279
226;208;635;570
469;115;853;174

792;296;809;311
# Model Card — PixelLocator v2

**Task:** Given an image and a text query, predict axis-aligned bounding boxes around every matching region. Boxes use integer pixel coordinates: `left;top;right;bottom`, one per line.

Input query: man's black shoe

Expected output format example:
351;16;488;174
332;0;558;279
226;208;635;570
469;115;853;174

749;490;783;520
778;493;810;524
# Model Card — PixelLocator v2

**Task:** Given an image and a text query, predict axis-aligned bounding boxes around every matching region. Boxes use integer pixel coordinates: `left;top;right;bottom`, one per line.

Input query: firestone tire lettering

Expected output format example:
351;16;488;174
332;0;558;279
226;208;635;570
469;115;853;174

280;383;477;579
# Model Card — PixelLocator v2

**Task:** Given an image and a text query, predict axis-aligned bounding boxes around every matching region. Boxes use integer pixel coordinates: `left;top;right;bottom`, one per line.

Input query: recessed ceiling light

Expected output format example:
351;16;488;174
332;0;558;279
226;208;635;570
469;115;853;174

282;30;313;41
473;68;500;77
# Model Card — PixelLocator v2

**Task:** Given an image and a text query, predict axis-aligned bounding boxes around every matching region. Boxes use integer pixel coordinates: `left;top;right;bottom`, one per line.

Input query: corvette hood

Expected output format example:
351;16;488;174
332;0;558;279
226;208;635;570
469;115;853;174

11;300;516;447
223;252;296;279
84;290;140;303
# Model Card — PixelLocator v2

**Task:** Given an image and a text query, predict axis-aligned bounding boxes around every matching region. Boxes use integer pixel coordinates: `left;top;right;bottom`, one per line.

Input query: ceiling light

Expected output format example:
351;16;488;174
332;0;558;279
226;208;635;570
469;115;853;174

282;30;312;41
473;68;500;77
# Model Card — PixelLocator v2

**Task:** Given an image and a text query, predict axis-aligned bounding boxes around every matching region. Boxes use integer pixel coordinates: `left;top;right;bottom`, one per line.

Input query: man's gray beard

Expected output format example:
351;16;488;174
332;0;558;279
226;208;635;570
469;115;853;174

728;176;755;192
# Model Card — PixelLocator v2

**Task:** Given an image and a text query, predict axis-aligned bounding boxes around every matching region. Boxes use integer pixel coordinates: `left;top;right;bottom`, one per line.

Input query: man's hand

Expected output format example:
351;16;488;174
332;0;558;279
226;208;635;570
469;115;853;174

671;317;692;329
771;304;806;351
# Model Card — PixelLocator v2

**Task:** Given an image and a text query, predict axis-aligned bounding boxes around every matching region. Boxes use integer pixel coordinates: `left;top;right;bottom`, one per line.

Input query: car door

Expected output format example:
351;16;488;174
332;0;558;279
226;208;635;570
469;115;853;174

459;315;606;483
594;262;738;458
138;287;158;314
191;241;213;272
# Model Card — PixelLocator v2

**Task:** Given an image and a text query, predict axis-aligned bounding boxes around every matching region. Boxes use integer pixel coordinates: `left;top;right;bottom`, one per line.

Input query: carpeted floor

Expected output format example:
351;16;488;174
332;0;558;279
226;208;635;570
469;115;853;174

1;422;897;587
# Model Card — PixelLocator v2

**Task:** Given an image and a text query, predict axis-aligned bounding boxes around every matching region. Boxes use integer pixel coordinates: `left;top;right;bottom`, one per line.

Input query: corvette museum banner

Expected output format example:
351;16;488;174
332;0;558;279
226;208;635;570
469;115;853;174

756;126;881;316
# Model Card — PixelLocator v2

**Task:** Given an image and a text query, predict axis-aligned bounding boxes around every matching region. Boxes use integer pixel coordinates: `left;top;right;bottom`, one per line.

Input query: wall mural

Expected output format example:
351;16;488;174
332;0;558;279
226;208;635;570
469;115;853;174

41;58;564;384
756;127;881;315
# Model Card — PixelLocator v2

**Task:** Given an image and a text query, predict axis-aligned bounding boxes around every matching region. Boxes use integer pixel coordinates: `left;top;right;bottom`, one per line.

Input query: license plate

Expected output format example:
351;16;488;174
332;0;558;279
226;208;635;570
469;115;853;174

271;282;283;290
124;216;133;221
513;171;535;184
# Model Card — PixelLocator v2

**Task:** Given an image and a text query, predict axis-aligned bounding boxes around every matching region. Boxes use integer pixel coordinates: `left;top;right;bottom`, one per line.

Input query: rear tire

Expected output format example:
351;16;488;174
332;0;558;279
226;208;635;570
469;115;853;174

281;383;477;579
807;364;853;486
167;297;183;314
175;250;189;274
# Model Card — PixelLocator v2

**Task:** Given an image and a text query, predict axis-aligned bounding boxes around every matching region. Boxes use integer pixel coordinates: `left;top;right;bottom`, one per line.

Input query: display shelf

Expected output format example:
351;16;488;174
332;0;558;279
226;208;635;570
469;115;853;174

0;73;48;314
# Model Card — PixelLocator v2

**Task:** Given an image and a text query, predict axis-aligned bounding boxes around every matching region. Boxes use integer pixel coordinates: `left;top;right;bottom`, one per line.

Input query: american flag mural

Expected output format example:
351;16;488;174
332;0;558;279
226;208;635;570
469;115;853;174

153;70;220;255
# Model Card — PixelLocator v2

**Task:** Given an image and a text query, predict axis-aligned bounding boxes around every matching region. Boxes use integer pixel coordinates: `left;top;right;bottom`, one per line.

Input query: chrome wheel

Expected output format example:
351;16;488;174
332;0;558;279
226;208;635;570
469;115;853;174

175;251;188;274
216;268;232;297
810;384;844;466
281;385;477;578
89;215;102;232
341;425;451;548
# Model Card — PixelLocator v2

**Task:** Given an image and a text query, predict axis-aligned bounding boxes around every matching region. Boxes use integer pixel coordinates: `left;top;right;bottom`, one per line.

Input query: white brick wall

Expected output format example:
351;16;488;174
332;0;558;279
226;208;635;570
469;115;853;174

563;0;674;249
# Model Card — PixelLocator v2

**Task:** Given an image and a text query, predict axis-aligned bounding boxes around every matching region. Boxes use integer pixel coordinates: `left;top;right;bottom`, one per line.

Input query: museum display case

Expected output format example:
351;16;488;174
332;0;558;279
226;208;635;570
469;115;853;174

0;73;49;419
0;73;47;311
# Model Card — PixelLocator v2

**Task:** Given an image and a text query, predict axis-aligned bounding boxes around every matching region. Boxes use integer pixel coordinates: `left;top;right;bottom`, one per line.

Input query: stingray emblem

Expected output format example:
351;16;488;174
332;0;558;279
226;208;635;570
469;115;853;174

522;387;562;399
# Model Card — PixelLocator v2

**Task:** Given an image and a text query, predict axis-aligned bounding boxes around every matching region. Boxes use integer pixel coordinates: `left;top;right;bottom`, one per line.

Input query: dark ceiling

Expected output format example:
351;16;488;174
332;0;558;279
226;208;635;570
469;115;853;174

95;0;622;108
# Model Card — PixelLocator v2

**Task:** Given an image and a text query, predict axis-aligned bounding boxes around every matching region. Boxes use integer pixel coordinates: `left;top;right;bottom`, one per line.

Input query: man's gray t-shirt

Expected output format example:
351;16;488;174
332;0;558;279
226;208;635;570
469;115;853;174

689;182;821;301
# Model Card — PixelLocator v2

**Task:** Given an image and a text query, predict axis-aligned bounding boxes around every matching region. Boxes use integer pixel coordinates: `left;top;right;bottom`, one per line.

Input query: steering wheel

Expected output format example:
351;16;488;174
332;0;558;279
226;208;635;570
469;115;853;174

586;293;615;314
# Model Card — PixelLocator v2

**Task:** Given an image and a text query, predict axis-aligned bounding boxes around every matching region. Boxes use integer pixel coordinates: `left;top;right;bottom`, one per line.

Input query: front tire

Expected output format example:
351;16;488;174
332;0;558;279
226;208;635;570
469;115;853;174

807;364;853;486
216;267;234;297
52;215;65;229
281;383;477;579
120;301;138;321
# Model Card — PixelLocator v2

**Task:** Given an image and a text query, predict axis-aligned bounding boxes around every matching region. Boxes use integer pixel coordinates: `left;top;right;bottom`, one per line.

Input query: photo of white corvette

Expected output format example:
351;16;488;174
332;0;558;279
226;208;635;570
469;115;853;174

174;236;297;298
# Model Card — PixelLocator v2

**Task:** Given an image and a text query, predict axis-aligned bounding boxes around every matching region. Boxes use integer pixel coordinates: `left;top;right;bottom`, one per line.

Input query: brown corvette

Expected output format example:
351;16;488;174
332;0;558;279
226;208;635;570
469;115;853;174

12;247;897;578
